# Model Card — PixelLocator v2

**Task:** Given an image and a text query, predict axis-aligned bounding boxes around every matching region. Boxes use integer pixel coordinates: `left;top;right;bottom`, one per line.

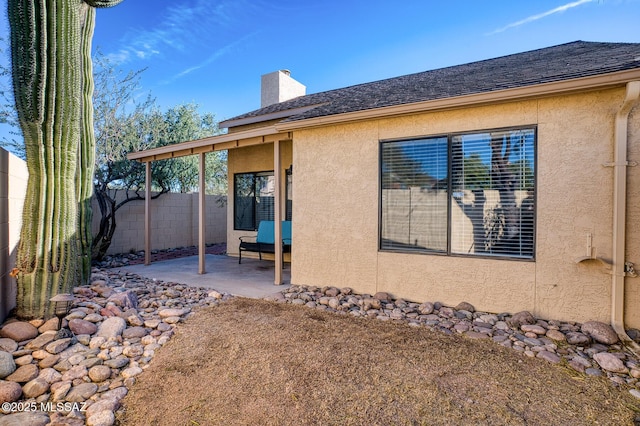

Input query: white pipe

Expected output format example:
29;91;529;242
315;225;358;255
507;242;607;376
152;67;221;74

612;81;640;355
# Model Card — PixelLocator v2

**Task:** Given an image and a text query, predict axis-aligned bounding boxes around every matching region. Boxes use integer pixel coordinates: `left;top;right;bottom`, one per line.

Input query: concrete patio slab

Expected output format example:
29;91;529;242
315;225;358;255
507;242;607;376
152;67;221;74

109;255;290;299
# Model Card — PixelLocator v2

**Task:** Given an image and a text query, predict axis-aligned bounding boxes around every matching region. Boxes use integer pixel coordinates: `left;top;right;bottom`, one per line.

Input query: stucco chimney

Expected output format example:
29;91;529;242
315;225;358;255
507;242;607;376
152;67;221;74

261;70;306;108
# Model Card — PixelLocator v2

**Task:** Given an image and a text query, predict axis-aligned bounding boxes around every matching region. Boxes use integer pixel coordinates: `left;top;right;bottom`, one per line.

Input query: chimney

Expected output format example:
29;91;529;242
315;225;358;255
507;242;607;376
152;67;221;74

261;70;306;108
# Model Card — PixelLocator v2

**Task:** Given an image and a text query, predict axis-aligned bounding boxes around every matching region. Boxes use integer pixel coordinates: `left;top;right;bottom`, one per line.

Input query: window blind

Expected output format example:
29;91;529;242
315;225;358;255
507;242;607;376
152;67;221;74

381;137;448;252
380;127;535;259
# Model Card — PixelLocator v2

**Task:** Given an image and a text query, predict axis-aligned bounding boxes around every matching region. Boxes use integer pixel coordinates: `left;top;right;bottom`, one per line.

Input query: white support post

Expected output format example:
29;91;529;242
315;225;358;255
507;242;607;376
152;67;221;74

198;153;206;274
274;140;283;285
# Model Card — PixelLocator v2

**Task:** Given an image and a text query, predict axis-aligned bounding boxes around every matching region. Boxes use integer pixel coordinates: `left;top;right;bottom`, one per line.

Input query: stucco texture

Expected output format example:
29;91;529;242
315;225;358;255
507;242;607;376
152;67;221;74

227;141;292;262
284;87;640;328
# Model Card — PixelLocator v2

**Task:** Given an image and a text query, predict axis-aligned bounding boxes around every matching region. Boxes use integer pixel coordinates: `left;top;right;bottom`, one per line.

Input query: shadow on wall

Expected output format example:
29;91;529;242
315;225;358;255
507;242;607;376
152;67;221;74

90;191;228;256
1;148;27;323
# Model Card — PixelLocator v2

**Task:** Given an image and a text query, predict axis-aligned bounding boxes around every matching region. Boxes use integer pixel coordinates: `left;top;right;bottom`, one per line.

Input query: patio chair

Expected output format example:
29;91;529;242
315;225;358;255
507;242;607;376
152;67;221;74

238;220;291;266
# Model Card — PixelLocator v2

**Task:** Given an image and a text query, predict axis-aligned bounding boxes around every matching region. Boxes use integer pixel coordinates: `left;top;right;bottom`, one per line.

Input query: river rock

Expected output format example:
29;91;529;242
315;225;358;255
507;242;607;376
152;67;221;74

593;352;628;373
66;382;98;402
51;381;71;402
418;302;434;315
507;311;536;328
5;364;38;383
537;351;561;364
565;331;591;345
455;302;475;312
521;324;546;335
0;338;18;353
581;321;619;345
0;351;16;379
39;367;62;384
22;377;50;398
96;317;126;339
61;365;88;382
545;329;566;342
88;365;112;382
90;280;113;297
158;308;186;319
25;330;57;350
121;366;143;379
0;321;38;342
208;290;223;299
363;298;381;310
0;412;50;426
122;326;147;340
325;287;340;297
39;354;60;369
107;291;138;309
46;338;72;355
69;319;98;336
373;292;391;302
86;410;115;426
0;380;22;403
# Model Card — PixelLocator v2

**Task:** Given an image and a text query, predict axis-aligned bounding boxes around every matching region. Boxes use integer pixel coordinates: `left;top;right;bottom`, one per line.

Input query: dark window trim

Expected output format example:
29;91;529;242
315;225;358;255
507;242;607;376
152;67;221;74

233;168;293;231
233;170;274;231
378;125;537;262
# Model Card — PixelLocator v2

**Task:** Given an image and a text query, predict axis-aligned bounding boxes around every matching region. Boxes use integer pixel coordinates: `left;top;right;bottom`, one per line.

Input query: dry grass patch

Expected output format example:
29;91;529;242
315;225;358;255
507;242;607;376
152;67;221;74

118;298;640;425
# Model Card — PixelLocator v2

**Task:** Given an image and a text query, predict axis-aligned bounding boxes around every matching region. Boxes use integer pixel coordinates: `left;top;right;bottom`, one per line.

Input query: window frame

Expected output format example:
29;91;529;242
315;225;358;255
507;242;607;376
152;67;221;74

233;170;274;231
378;125;537;261
233;169;293;231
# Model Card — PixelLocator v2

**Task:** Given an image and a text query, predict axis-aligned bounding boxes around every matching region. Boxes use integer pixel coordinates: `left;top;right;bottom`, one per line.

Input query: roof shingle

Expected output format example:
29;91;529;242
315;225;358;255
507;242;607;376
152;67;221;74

223;41;640;127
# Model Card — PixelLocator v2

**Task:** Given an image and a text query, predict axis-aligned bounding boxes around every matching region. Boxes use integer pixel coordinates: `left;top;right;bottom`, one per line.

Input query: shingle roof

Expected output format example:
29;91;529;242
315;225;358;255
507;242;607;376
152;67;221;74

223;41;640;127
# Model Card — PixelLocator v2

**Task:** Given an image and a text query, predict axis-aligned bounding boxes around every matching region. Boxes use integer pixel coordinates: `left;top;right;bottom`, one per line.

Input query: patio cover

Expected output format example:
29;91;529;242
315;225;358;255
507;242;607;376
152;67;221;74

127;126;293;285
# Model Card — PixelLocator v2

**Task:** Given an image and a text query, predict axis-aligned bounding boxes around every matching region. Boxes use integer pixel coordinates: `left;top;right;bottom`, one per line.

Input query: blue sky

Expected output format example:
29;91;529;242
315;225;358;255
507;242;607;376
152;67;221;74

1;0;640;137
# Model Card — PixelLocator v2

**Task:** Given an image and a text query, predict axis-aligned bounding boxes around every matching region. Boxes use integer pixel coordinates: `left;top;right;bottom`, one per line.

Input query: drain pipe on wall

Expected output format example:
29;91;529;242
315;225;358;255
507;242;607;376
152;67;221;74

611;80;640;355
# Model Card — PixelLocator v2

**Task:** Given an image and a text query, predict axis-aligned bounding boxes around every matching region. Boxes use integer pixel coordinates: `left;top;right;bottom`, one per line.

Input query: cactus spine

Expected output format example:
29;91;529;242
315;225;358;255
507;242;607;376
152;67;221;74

8;0;123;319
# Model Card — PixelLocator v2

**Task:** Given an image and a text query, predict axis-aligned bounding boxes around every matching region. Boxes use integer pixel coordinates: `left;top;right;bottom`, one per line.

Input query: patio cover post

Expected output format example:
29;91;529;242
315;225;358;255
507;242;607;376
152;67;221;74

144;161;151;265
198;152;206;274
274;139;283;285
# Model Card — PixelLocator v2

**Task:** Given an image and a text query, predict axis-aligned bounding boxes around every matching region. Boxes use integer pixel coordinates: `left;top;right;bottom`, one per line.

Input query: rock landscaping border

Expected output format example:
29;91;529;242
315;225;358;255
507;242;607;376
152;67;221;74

271;285;640;398
0;247;639;425
0;268;231;426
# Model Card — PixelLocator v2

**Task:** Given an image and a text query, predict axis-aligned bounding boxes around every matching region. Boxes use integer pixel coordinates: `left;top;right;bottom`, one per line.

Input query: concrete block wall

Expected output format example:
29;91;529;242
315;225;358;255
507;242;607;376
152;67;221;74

0;148;27;322
92;192;227;255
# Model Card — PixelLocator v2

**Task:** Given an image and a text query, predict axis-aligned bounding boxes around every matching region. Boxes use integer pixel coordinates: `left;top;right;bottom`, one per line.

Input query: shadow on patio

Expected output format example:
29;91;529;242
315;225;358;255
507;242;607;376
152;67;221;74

109;255;290;298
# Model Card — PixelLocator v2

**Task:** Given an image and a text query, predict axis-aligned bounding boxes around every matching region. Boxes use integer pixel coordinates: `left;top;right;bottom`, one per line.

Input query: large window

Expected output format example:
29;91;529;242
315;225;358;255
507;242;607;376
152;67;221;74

380;127;535;259
234;169;293;230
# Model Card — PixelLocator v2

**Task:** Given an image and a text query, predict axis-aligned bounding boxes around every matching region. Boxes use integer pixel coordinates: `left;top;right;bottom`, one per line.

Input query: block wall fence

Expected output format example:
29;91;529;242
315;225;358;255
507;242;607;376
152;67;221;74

0;147;227;321
92;192;227;255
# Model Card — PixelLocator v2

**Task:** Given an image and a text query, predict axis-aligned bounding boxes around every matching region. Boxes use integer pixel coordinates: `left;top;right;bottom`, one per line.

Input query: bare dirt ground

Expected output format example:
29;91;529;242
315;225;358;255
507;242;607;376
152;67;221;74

117;298;640;425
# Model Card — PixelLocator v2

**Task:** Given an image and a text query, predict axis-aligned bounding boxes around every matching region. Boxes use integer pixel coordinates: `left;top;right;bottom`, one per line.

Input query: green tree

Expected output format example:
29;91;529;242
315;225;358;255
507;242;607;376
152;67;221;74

91;56;226;260
8;0;123;319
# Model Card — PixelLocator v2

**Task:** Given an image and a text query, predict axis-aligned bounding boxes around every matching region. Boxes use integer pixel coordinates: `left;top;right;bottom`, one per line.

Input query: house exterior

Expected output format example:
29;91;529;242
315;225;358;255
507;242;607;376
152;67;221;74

129;41;640;335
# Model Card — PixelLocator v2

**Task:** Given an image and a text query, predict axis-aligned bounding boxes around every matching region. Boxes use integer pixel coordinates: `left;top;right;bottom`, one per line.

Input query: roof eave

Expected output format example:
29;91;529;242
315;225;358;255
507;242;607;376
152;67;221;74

275;68;640;131
219;103;326;129
127;126;292;163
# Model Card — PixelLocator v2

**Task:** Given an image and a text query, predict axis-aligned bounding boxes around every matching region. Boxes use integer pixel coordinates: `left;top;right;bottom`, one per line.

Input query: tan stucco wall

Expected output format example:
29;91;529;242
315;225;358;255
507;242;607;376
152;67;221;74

226;141;292;260
284;87;640;328
0;148;27;322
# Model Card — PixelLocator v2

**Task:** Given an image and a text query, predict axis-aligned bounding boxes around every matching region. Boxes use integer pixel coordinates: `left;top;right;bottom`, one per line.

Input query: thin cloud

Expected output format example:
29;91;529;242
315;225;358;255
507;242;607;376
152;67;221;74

106;0;255;65
162;33;257;85
488;0;596;35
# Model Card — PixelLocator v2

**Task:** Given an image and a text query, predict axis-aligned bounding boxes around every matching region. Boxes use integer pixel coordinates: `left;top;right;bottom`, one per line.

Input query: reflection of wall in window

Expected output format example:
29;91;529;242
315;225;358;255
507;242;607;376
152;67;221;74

381;188;534;258
381;188;447;252
451;190;533;257
258;175;275;197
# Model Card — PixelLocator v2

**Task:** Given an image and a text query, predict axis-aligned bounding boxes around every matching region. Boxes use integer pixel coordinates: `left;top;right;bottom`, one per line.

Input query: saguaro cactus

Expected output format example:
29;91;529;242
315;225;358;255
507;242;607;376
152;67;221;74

8;0;123;319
